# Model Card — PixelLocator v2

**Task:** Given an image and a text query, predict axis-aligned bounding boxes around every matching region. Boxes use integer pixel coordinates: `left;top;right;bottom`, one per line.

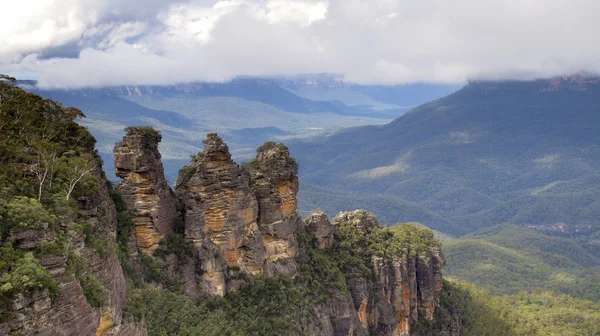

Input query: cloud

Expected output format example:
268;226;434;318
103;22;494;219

2;0;600;87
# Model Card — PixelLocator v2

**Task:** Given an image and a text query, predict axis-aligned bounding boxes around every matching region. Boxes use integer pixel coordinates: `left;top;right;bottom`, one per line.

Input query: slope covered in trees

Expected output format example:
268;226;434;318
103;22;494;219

0;76;105;315
290;76;600;235
443;224;600;301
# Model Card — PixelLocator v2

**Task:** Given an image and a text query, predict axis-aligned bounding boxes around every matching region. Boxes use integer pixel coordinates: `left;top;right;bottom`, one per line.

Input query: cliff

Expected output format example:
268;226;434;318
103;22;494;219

114;127;177;253
174;134;298;296
0;76;448;336
305;209;445;336
0;80;143;335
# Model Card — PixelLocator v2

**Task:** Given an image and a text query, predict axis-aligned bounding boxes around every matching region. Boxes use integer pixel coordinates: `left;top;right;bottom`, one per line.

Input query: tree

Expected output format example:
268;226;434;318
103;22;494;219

2;196;58;233
63;156;96;200
31;142;60;201
0;74;15;82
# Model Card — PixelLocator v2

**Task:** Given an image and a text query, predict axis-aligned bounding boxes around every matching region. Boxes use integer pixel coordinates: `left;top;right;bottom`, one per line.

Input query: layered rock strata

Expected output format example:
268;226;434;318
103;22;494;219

175;134;299;295
305;209;335;249
0;167;144;336
114;127;177;252
246;141;300;276
306;209;445;336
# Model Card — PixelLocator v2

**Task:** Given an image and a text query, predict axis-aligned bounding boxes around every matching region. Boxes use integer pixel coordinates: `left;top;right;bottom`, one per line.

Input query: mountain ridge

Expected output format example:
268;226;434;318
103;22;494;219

290;76;600;234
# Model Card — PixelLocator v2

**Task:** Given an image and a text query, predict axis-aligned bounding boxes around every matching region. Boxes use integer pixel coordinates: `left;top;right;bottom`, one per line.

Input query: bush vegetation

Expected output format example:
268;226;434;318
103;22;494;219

414;279;600;336
444;224;600;301
0;77;109;312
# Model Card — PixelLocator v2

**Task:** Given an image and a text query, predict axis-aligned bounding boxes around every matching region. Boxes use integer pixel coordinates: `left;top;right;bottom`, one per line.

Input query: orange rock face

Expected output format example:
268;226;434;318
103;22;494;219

114;128;177;253
95;310;113;336
175;135;300;295
329;210;446;336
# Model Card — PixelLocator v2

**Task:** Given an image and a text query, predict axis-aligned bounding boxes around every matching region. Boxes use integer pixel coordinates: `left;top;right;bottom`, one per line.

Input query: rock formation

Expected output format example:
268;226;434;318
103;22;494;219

246;141;300;276
1;123;446;336
0;166;145;336
175;134;299;295
114;127;177;253
304;209;445;336
305;209;336;249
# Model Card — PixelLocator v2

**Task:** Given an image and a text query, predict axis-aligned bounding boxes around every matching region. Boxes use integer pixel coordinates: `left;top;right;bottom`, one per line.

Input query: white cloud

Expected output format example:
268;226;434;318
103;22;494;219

2;0;600;87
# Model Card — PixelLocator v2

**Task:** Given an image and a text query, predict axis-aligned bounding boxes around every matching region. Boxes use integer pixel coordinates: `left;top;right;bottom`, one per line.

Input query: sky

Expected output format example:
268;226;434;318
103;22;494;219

1;0;600;88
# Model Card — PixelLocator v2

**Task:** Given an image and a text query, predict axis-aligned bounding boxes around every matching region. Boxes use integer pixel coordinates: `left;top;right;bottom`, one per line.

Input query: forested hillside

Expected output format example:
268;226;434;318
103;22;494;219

291;76;600;235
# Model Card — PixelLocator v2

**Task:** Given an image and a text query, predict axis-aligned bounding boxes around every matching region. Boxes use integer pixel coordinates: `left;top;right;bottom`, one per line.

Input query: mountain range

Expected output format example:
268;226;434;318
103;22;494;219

290;76;600;235
20;76;458;180
2;74;600;336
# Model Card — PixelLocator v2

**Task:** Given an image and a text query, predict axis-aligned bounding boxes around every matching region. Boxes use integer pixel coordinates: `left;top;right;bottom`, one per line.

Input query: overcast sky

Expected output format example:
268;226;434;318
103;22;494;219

1;0;600;88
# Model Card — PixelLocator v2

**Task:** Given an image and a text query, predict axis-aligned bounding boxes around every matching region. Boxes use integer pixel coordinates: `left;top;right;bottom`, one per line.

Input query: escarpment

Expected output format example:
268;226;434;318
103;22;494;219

111;130;447;334
1;85;447;336
304;209;445;336
0;82;144;336
114;127;177;253
0;166;146;336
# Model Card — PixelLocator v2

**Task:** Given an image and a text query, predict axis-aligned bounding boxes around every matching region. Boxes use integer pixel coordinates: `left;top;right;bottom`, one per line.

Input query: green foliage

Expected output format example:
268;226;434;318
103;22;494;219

67;252;107;308
444;224;600;301
85;233;110;258
1;197;57;235
109;187;134;251
122;126;162;151
331;217;441;279
0;251;58;308
295;228;347;302
79;273;107;309
175;153;203;186
499;291;600;336
414;279;600;336
0;80;113;317
256;141;278;153
139;252;182;292
414;280;538;336
124;126;161;139
243;141;297;175
125;277;314;336
155;234;193;266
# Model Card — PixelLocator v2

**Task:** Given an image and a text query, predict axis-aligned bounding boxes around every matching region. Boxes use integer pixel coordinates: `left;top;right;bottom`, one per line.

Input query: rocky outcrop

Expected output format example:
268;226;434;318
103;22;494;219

247;141;300;276
304;210;445;336
308;293;366;336
333;210;378;232
175;134;300;295
175;134;261;295
305;209;336;249
0;166;142;336
114;127;177;253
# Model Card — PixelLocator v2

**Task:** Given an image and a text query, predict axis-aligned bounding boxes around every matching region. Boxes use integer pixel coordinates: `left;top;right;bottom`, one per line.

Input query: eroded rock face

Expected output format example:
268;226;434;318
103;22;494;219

247;142;300;276
114;127;177;252
305;210;336;249
309;210;446;336
175;134;261;295
0;167;143;336
174;135;302;296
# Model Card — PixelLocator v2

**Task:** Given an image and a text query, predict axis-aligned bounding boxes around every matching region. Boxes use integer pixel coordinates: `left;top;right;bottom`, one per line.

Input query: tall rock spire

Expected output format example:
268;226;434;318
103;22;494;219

114;126;177;253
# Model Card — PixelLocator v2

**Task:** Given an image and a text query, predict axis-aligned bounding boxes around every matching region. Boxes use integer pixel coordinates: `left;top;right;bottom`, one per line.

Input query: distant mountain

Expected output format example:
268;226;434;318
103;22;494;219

20;76;455;183
271;74;460;111
290;76;600;234
27;77;402;118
